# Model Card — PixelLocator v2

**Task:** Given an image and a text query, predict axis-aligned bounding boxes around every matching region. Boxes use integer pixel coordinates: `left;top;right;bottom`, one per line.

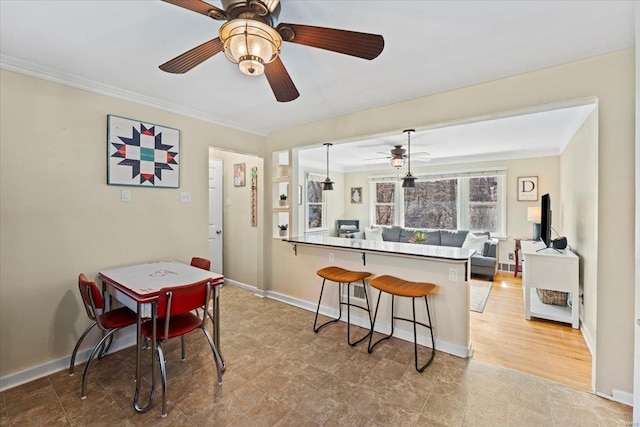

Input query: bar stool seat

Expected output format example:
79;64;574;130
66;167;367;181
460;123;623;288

368;275;437;372
314;266;373;346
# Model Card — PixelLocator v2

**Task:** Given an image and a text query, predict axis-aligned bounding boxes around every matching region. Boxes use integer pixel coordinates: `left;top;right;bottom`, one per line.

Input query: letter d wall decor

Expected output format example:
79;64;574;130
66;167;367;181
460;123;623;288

517;176;538;201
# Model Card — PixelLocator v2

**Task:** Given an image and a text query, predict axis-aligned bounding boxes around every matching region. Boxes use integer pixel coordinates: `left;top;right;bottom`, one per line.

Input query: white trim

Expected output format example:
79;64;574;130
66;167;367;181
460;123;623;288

0;327;136;392
0;55;261;136
595;390;634;407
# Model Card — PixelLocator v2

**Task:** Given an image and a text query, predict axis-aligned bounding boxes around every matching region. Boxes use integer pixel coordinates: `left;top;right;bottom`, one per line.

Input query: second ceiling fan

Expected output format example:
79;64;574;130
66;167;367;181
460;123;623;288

159;0;385;102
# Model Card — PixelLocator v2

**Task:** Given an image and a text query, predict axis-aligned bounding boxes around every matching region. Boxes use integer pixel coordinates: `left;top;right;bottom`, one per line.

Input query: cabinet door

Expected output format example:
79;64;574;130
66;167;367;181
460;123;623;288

527;255;577;292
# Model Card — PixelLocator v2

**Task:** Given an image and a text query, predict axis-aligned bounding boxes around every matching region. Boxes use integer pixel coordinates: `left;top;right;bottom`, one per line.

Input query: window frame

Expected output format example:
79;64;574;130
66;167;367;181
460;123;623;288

368;169;506;236
305;172;327;232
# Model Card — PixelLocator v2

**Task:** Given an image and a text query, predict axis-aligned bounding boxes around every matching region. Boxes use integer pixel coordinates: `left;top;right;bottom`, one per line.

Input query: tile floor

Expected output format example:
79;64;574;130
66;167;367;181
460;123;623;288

0;285;633;426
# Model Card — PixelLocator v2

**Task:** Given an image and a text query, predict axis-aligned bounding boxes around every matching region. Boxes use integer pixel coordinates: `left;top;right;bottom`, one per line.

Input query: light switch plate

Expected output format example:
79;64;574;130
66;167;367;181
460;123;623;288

121;189;131;202
180;192;192;203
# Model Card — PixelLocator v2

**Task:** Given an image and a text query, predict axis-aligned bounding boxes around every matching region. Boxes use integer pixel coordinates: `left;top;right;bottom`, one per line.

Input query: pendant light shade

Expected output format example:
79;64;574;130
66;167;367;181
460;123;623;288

401;129;416;188
322;143;334;191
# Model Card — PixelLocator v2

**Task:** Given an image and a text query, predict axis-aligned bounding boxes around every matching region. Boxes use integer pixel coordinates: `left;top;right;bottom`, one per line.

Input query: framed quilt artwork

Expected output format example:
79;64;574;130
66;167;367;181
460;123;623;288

107;115;180;187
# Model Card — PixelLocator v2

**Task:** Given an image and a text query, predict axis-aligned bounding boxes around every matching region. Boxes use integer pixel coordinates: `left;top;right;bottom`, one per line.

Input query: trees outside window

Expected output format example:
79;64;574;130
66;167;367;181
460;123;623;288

306;176;325;230
370;174;503;234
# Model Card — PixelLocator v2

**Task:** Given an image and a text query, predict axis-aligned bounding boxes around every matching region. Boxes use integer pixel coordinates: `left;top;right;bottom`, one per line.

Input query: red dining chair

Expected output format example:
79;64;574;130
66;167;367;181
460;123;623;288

70;274;137;399
141;279;223;417
190;257;211;271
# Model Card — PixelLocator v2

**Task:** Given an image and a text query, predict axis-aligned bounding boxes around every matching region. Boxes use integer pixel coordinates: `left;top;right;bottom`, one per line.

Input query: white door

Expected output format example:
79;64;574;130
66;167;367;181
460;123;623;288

209;159;223;274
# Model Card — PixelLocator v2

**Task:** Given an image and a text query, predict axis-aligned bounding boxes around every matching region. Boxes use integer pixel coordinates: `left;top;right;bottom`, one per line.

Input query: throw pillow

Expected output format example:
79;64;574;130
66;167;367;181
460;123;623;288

461;232;488;254
365;227;383;242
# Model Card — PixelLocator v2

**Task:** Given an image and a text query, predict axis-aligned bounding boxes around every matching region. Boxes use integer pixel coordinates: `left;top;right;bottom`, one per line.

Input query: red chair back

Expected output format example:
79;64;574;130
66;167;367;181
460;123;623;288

190;257;211;271
78;274;104;318
156;280;210;319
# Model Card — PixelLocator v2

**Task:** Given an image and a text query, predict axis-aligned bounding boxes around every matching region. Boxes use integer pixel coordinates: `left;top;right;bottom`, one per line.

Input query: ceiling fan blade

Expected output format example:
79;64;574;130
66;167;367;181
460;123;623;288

277;23;384;60
159;38;223;74
264;57;299;102
161;0;228;20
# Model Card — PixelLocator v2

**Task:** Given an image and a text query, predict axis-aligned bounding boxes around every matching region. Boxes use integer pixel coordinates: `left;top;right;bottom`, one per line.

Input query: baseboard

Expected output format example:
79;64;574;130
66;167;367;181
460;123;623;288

264;288;472;358
595;389;633;407
0;328;136;392
580;323;595;355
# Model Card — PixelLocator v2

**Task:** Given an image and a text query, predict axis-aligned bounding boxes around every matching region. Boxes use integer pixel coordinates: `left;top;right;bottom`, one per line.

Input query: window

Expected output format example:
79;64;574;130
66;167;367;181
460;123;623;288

306;174;326;230
373;182;395;226
369;170;505;235
404;180;457;229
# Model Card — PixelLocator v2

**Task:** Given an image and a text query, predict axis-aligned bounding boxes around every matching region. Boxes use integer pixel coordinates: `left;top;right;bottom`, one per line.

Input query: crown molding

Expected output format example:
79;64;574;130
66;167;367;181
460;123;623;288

0;55;265;137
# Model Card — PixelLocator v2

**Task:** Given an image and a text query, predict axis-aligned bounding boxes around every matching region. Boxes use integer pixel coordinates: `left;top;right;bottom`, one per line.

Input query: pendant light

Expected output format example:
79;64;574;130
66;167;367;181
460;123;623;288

322;143;334;191
401;129;416;188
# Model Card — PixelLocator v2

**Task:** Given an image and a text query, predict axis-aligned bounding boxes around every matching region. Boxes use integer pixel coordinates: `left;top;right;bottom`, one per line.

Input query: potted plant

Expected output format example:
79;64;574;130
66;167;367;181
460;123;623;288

279;193;288;207
409;231;428;244
278;224;288;236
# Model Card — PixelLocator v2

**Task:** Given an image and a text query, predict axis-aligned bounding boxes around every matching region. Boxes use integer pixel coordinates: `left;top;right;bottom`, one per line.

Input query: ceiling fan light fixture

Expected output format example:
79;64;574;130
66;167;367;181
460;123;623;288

390;157;405;169
220;19;282;76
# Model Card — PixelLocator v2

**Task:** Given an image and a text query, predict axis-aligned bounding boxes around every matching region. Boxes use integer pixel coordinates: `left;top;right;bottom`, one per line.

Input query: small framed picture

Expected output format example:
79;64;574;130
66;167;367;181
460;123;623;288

233;163;245;187
517;176;538;201
350;187;363;204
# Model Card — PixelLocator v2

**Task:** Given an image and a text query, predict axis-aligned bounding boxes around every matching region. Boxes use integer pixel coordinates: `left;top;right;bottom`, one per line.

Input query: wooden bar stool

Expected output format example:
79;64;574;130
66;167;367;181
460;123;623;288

314;266;373;346
367;275;437;372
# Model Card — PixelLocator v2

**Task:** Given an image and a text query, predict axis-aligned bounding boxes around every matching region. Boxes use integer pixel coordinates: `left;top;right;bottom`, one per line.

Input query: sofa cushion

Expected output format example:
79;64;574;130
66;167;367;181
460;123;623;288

471;253;496;268
462;232;488;254
440;230;469;247
399;228;416;243
483;240;497;257
381;226;402;242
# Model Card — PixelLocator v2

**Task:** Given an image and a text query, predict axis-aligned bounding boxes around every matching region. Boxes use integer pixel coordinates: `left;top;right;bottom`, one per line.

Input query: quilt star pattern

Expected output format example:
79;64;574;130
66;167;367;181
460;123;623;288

107;115;180;187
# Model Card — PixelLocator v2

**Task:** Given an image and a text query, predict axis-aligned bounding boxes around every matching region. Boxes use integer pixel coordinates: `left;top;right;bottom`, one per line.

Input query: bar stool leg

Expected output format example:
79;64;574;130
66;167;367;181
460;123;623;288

368;293;396;353
346;279;373;346
413;295;436;372
314;279;342;333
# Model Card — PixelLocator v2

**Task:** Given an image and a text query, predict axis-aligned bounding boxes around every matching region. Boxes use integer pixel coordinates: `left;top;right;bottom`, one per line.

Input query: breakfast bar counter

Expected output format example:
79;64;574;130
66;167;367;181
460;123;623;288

282;235;476;358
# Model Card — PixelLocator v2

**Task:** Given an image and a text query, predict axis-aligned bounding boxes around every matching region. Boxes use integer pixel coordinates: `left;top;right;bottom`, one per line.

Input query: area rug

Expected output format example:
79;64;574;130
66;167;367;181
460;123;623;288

470;280;493;313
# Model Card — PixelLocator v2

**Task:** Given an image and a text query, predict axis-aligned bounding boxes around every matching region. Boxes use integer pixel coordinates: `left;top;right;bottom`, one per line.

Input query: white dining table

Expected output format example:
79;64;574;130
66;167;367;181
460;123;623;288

99;261;224;413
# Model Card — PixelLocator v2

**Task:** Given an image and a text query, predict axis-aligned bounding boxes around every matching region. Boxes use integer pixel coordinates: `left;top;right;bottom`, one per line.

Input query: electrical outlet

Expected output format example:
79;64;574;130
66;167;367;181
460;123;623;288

508;252;514;260
448;268;458;281
329;252;335;263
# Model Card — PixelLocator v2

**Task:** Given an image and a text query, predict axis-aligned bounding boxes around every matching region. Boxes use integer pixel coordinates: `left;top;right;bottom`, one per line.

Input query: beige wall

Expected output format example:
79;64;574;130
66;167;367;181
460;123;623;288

560;110;599;354
209;149;264;288
0;70;265;377
266;49;635;397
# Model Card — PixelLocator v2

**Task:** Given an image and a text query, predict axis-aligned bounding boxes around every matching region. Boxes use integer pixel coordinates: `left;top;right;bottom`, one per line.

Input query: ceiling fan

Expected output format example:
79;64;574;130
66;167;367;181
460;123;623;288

159;0;385;102
365;145;431;168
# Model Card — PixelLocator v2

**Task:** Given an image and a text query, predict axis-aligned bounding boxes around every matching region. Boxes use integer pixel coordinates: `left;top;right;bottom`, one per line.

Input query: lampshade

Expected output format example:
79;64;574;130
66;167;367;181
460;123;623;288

219;19;282;76
390;157;405;169
527;207;541;223
402;173;416;188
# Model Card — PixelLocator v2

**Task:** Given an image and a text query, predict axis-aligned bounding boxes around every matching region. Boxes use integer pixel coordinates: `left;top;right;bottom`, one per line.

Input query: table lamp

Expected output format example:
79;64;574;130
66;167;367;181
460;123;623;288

527;207;541;241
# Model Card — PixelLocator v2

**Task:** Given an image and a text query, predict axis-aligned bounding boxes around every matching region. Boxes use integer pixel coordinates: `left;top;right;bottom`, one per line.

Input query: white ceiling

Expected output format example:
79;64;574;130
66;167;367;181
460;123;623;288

0;0;634;164
298;103;596;172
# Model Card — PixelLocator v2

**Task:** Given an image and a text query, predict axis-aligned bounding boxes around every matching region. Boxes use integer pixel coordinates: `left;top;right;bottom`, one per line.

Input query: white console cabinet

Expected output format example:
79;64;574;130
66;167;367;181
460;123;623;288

521;241;579;329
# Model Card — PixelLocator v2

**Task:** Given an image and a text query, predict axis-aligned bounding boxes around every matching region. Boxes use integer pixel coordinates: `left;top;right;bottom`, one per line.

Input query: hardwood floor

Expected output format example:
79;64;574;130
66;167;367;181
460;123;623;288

470;271;592;391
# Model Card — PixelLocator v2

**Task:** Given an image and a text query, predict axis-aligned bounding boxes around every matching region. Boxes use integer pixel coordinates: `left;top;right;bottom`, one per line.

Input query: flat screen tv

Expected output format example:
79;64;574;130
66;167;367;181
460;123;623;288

540;193;551;247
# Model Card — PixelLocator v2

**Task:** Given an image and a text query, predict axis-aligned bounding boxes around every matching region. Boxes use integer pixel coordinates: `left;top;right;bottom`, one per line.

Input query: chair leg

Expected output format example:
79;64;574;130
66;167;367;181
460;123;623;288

313;279;341;333
98;332;114;359
368;293;396;353
181;335;186;361
80;328;118;399
69;322;97;375
346;280;373;346
156;343;168;417
201;326;223;385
